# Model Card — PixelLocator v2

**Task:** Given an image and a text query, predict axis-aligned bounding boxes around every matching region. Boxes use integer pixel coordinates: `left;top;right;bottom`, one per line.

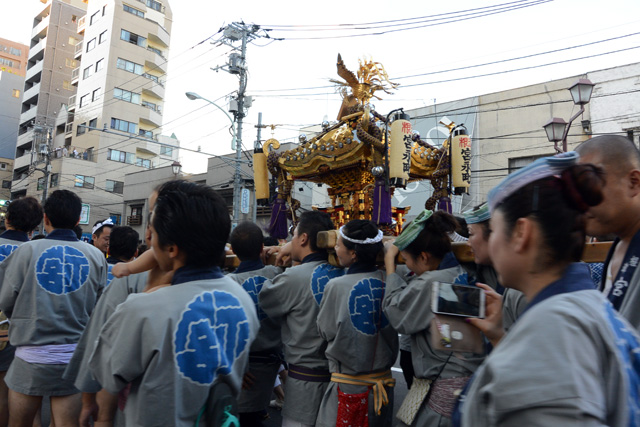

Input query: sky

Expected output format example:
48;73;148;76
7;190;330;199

2;0;640;173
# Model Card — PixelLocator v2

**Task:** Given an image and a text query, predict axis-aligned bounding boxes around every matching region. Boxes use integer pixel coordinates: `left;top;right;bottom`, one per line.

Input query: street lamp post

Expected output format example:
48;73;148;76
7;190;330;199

185;91;242;226
543;78;595;153
171;161;182;177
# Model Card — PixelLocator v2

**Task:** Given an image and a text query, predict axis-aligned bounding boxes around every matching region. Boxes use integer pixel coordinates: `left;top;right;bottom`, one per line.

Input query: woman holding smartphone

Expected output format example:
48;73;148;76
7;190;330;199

458;152;640;426
383;210;485;427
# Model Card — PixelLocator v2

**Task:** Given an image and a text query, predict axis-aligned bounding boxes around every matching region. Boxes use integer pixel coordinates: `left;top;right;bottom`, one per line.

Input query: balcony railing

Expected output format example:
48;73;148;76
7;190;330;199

142;73;164;87
74;42;83;57
77;15;86;34
127;215;143;226
147;46;165;59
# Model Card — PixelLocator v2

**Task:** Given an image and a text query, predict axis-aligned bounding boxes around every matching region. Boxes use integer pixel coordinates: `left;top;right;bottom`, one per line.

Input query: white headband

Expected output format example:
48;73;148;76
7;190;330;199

339;225;384;245
92;218;114;235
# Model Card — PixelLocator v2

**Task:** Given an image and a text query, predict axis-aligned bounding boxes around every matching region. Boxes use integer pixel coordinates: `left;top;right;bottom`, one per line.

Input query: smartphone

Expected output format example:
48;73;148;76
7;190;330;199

431;282;485;318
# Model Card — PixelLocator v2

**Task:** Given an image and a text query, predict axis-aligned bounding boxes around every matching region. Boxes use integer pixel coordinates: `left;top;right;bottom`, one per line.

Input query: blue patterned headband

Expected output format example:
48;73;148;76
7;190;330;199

488;151;579;213
463;203;490;224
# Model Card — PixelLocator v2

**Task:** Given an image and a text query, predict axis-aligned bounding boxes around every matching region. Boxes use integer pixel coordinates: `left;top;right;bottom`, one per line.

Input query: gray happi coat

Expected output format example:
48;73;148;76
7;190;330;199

383;264;485;427
64;272;148;392
89;274;259;427
227;264;283;413
0;230;30;371
316;269;399;427
0;232;107;346
461;289;640;426
259;255;344;425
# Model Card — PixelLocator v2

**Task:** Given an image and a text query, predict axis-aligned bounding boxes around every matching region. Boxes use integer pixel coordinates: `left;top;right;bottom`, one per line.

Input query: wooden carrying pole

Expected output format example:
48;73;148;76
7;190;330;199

225;230;612;268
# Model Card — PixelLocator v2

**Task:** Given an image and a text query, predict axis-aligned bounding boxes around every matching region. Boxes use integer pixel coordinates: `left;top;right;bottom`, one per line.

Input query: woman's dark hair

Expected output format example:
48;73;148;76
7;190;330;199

341;220;382;265
496;164;604;268
153;181;230;268
403;211;459;261
6;196;43;233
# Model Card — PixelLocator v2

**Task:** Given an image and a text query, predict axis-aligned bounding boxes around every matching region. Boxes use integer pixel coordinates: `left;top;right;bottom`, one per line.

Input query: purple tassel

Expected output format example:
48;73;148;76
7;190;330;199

438;196;452;214
269;198;288;239
372;179;392;225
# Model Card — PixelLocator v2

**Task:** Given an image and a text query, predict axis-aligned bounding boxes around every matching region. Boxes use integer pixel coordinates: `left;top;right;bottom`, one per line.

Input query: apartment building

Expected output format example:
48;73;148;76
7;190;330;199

63;0;177;231
12;0;87;198
0;38;28;160
0;38;28;77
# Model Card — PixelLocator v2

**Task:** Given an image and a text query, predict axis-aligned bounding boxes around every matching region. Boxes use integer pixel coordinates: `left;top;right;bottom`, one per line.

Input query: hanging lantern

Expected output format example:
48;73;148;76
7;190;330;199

450;126;471;194
253;147;269;205
388;112;412;188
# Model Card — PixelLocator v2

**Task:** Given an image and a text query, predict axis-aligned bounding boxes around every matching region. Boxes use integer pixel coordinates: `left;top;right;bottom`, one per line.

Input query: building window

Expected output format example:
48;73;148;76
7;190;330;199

50;173;59;188
68;37;79;46
105;180;124;194
120;30;146;47
160;145;173;156
110;118;137;134
99;30;108;44
0;163;6;170
83;66;92;79
116;58;143;75
12;89;19;98
92;88;101;102
139;129;153;139
88;118;97;131
108;149;135;164
74;175;95;189
123;4;144;18
63;80;71;90
0;58;14;68
37;177;45;191
146;0;162;11
65;58;77;68
79;94;90;108
86;38;96;52
1;180;10;189
114;88;140;104
95;58;104;72
89;11;100;25
79;94;89;108
136;158;151;168
77;122;87;135
72;14;77;23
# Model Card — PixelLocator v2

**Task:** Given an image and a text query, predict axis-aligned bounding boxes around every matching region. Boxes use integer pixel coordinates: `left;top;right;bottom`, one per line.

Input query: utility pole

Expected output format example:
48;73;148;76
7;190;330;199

215;22;261;227
32;124;52;233
253;112;263;223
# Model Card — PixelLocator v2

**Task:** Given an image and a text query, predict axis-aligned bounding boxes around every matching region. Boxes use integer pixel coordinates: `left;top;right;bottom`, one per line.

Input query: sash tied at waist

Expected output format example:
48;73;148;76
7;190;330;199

15;343;77;364
331;370;396;415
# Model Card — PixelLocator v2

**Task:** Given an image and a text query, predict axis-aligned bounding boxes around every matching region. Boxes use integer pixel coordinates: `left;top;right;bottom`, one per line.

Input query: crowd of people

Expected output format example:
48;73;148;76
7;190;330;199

0;133;637;427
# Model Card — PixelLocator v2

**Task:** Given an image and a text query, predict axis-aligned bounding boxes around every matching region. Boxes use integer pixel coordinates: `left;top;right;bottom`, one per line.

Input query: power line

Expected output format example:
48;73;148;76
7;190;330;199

264;0;551;40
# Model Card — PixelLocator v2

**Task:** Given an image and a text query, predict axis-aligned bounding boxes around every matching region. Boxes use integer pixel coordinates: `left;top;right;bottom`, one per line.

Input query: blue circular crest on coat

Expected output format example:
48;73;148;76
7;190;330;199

174;290;251;385
0;244;18;262
310;264;344;305
349;278;389;335
106;265;115;288
240;276;268;321
453;272;469;285
35;246;90;295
